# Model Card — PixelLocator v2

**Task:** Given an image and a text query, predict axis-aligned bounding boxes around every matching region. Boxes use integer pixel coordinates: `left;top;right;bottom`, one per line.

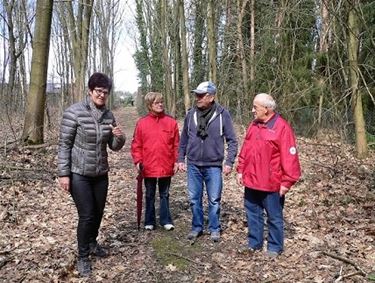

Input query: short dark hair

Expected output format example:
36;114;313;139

88;72;112;91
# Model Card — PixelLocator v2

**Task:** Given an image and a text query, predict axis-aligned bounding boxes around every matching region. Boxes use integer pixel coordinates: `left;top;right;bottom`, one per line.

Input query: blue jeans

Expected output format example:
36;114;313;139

187;164;223;233
144;177;173;226
244;188;285;253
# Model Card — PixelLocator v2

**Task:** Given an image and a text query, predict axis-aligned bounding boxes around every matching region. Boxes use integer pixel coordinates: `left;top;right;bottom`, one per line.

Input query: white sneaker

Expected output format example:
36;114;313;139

163;224;174;231
145;225;154;230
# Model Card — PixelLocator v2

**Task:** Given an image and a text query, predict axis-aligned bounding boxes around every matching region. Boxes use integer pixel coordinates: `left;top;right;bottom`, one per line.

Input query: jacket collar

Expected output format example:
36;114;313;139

148;112;165;119
83;95;107;111
254;113;279;129
193;101;224;114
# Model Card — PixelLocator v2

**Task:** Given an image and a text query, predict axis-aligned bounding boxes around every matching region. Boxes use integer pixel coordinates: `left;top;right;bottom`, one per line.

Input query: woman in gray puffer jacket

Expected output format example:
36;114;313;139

58;72;125;277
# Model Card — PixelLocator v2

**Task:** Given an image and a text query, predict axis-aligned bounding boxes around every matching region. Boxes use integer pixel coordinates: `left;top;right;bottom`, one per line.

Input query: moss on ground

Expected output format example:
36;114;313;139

151;233;200;270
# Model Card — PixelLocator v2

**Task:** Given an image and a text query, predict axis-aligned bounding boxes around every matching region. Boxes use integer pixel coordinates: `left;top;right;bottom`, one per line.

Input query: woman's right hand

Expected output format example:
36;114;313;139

59;176;70;192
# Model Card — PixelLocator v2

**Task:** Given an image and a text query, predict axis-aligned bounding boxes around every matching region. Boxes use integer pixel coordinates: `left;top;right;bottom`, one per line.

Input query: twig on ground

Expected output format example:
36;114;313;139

263;279;279;283
147;268;159;283
334;271;364;282
0;165;48;171
0;248;14;255
322;251;367;277
216;262;227;270
300;158;339;175
0;255;13;269
21;143;52;150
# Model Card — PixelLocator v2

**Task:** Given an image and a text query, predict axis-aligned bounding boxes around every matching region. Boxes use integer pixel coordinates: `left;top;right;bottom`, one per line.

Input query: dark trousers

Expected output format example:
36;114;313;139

144;177;173;226
70;173;108;258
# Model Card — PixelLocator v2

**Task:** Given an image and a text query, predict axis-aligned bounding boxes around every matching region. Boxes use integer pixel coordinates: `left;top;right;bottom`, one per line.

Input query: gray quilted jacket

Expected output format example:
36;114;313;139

58;96;125;177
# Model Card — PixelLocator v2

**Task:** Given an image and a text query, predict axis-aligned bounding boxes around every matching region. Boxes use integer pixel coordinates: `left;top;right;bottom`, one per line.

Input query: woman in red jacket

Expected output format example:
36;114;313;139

131;92;180;231
237;93;301;257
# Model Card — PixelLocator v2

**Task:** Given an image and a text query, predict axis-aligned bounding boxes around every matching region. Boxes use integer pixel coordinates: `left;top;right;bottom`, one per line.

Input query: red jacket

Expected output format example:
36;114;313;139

131;112;179;178
237;113;301;192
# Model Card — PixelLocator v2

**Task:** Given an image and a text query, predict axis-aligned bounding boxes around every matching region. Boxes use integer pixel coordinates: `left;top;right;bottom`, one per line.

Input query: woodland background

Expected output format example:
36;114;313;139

0;0;374;282
0;0;374;156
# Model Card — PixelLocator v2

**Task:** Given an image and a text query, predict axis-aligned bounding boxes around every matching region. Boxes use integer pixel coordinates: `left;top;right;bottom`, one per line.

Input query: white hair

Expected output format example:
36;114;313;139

254;93;277;110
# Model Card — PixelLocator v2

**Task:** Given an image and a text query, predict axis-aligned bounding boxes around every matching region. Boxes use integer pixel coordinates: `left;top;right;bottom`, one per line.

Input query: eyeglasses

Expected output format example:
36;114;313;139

152;101;163;105
94;88;109;97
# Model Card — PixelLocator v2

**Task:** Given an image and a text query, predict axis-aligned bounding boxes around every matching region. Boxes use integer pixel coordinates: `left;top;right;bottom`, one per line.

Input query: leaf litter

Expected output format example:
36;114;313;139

0;107;374;282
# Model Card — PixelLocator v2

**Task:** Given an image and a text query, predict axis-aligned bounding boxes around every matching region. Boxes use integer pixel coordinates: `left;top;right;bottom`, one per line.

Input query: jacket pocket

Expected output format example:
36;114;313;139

161;129;174;146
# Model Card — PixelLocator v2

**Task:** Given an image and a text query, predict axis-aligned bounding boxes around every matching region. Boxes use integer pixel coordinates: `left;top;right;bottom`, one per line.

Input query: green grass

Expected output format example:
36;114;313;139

151;234;200;270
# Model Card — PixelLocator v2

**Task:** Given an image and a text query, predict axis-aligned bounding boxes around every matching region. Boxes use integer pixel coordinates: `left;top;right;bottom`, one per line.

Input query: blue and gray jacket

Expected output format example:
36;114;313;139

178;102;238;167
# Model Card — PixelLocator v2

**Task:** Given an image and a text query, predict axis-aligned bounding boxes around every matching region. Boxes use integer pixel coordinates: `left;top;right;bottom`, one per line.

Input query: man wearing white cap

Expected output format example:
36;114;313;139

178;81;238;242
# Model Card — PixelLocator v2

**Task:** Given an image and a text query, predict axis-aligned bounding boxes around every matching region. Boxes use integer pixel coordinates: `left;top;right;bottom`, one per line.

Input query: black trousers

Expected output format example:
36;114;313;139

70;173;108;258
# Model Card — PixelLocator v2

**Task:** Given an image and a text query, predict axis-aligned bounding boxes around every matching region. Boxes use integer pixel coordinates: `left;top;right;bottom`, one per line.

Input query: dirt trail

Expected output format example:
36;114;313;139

0;106;374;282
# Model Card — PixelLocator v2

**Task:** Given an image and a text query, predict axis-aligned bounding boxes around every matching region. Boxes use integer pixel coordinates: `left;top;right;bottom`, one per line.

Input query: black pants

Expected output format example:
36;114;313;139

70;173;108;258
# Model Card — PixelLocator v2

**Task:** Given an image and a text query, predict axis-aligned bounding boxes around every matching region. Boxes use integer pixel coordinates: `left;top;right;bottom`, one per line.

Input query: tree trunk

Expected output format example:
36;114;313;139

161;0;174;115
237;0;249;90
3;0;16;103
319;0;330;53
236;0;249;123
192;1;206;88
249;0;255;83
21;0;53;144
347;1;367;158
94;0;120;109
66;0;93;101
134;0;151;91
317;0;330;126
179;0;190;113
207;0;217;84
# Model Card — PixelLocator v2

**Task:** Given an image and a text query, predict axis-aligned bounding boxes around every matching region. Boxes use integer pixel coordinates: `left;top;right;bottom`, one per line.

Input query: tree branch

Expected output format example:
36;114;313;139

322;251;367;277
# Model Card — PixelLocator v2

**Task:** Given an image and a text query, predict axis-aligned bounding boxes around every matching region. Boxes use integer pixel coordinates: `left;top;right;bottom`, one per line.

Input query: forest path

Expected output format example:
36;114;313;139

0;106;374;282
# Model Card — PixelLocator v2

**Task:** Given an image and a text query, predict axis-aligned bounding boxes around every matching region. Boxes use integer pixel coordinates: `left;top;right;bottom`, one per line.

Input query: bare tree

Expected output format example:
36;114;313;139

191;0;207;89
52;8;73;110
161;0;174;115
347;1;367;158
316;0;331;126
21;0;53;144
207;0;217;84
178;0;190;112
91;0;123;109
65;0;94;102
2;0;32;111
236;0;249;118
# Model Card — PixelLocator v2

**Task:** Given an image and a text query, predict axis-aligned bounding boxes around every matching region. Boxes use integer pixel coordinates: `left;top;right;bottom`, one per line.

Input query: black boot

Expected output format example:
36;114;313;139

89;242;108;257
77;257;91;277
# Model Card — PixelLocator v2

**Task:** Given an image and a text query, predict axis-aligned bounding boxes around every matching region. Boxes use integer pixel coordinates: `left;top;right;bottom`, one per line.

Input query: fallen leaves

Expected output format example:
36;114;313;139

0;107;374;282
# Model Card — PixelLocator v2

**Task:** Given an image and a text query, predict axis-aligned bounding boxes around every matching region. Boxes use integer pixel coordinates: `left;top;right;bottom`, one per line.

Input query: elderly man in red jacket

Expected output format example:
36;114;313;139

131;92;179;231
237;93;301;257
